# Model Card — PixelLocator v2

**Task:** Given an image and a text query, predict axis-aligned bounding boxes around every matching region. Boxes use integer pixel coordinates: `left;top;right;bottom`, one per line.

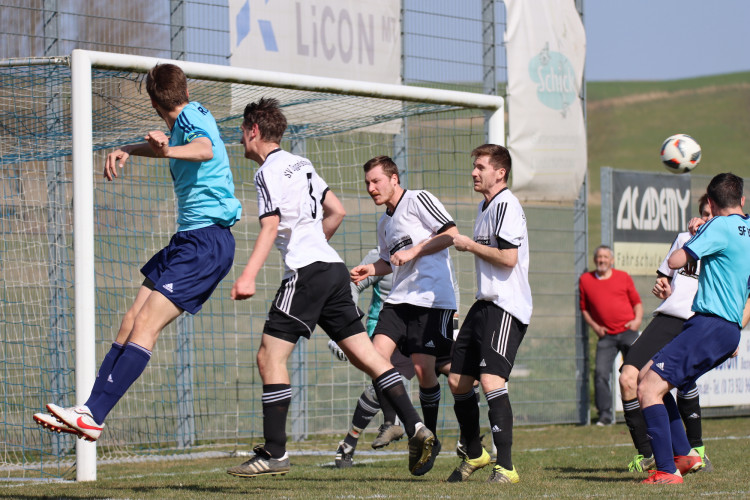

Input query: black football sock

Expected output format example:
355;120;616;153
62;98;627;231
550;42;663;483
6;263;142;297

453;389;482;458
677;385;703;449
419;384;441;435
374;368;422;437
345;385;381;450
622;397;653;457
374;382;398;425
487;387;513;470
262;384;292;459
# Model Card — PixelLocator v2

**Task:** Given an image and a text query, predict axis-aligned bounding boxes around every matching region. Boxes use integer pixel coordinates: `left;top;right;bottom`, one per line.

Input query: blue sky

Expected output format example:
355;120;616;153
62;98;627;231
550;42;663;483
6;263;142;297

585;0;750;81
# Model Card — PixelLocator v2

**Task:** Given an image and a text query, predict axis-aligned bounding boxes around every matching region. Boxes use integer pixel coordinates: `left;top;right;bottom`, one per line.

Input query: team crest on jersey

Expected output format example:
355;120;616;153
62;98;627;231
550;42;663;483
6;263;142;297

389;236;413;255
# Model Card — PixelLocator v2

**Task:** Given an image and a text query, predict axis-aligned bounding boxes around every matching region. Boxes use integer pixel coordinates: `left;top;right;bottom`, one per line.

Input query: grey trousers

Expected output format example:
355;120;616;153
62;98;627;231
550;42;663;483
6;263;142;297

594;329;639;423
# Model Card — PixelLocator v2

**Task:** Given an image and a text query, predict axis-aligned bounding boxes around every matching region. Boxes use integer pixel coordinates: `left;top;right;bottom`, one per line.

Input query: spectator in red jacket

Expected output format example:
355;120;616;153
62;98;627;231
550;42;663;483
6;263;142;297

579;245;643;426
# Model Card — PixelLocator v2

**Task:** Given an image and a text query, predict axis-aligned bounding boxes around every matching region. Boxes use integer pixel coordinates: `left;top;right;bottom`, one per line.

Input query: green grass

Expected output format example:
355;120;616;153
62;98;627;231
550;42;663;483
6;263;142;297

586;71;750;101
3;417;748;498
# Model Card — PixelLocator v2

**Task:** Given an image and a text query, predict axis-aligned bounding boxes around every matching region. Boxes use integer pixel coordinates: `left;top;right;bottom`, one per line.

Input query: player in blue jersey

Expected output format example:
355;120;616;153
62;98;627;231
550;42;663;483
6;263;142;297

619;195;713;474
638;172;750;485
34;63;241;442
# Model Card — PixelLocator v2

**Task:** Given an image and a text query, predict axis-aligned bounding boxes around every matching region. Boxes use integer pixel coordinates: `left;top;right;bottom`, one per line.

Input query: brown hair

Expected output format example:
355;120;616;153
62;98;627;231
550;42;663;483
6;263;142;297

363;155;400;182
471;143;512;182
146;64;189;111
242;97;287;143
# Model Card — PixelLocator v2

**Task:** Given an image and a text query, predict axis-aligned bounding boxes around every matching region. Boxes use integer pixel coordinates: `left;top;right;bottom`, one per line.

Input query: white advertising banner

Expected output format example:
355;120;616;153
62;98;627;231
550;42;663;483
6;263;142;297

695;328;750;406
229;0;401;84
504;0;587;201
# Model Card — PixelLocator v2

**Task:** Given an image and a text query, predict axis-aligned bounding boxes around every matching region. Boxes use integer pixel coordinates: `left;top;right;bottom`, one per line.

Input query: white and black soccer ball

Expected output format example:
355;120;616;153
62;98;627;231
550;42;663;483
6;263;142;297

660;133;701;174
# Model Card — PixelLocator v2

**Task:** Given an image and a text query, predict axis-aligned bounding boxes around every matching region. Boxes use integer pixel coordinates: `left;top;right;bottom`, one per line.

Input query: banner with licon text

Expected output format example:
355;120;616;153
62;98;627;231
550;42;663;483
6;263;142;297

229;0;400;83
612;171;691;275
504;0;587;202
228;0;402;134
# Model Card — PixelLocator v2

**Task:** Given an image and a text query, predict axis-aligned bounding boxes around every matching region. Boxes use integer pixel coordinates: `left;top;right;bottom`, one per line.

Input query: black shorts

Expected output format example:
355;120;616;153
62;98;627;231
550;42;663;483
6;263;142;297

374;303;454;357
263;262;365;343
390;349;416;380
450;300;527;380
622;313;685;371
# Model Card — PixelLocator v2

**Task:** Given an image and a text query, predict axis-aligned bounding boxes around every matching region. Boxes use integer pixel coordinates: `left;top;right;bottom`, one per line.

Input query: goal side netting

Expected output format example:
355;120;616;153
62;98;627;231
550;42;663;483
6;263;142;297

0;50;503;480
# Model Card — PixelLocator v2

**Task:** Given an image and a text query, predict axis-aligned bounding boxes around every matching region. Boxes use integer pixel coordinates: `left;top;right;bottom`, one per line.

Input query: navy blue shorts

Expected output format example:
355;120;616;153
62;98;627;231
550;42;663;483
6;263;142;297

140;224;235;314
651;313;741;392
622;313;685;371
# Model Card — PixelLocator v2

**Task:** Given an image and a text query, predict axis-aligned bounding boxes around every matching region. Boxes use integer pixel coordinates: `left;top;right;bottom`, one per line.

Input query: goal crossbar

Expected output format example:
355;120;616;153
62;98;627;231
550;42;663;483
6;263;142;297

67;49;504;481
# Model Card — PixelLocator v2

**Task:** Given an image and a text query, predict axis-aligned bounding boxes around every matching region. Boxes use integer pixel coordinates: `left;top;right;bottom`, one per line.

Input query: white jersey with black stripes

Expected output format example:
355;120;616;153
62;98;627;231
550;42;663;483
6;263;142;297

376;189;457;309
254;149;342;278
472;187;532;324
653;231;700;320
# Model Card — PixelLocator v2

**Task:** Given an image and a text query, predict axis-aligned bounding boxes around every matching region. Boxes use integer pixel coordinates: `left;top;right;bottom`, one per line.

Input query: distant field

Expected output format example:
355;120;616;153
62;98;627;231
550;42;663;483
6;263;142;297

586;71;750;193
585;71;750;256
2;417;748;499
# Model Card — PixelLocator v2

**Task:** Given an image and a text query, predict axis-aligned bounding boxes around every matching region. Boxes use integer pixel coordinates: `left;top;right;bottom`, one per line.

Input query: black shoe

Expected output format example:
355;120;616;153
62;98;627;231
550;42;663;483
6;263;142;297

335;441;354;468
227;445;290;478
407;425;435;475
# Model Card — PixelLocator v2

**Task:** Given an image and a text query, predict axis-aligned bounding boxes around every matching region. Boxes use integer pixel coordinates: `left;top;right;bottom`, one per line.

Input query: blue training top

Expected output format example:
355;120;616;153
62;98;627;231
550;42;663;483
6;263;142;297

684;213;750;326
169;101;242;231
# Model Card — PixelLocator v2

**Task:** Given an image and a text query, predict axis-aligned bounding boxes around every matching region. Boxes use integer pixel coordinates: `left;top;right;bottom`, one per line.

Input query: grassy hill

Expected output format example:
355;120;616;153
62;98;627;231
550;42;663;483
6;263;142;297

586;71;750;195
584;72;750;261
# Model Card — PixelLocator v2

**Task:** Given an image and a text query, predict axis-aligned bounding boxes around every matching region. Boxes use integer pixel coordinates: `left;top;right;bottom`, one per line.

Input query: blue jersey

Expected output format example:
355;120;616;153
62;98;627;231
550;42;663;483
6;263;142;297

684;213;750;326
169;102;242;231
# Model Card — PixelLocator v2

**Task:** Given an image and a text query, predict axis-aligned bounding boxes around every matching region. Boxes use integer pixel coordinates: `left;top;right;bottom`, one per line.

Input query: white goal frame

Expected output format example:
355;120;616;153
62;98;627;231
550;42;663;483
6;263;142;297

70;49;504;481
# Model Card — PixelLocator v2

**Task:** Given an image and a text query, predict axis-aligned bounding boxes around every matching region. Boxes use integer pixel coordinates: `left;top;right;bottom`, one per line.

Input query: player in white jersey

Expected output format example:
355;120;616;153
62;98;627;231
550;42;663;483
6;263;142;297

619;195;713;473
350;155;458;470
226;98;435;479
447;144;532;485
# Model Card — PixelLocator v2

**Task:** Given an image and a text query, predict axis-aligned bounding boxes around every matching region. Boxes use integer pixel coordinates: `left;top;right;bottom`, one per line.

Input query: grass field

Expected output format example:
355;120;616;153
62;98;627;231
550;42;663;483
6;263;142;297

3;417;748;498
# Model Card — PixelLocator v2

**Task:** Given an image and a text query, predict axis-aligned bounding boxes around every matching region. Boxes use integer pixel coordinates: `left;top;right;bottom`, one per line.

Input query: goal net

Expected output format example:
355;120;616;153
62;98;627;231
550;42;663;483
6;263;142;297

0;51;503;479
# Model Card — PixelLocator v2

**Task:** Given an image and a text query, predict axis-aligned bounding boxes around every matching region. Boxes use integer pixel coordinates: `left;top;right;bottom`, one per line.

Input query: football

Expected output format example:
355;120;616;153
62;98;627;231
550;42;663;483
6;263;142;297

660;133;701;174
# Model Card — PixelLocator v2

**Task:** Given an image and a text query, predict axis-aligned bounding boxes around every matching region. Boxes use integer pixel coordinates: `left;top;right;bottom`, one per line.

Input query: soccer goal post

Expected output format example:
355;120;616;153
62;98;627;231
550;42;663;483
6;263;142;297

1;49;503;482
69;50;504;481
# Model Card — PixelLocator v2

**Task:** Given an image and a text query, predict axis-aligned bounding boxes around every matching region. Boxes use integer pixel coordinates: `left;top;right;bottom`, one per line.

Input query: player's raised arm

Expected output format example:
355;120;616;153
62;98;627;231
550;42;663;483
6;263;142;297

350;258;391;284
667;248;694;271
454;232;518;268
391;225;457;266
321;189;346;240
104;142;153;181
231;214;279;300
145;131;213;161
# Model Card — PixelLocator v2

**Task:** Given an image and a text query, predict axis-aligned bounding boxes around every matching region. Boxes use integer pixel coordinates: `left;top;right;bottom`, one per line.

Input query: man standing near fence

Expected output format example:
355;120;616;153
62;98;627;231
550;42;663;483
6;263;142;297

34;63;241;441
226;98;435;478
447;144;532;484
579;245;643;426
